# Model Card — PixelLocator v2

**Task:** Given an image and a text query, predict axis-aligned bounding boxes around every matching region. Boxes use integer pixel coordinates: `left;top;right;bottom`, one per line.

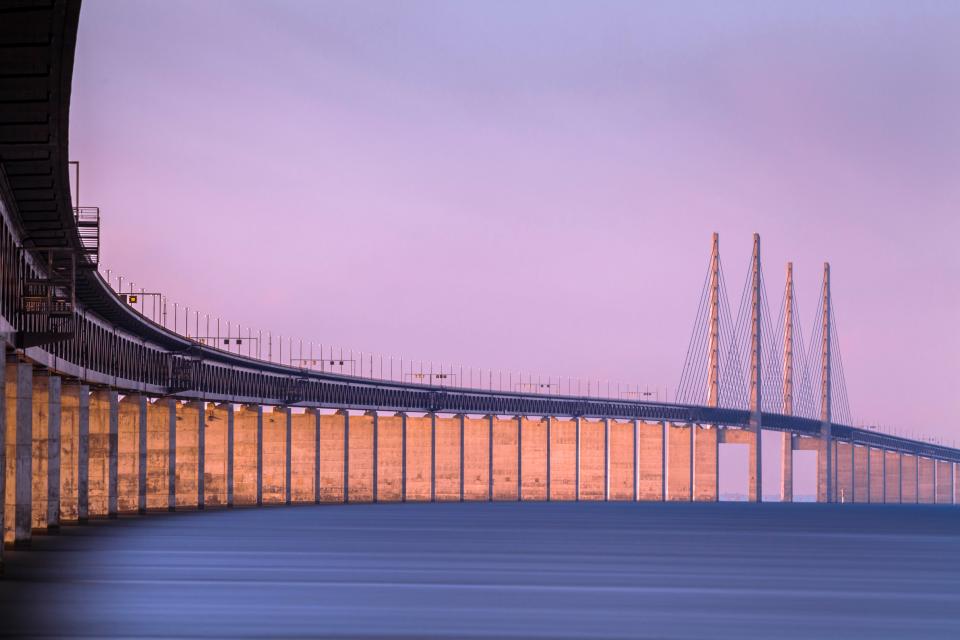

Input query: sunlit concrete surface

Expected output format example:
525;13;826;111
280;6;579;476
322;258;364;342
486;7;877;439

1;503;958;639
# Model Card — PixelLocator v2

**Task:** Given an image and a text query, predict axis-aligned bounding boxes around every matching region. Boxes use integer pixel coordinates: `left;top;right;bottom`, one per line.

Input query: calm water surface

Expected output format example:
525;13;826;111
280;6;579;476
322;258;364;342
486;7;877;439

1;503;959;639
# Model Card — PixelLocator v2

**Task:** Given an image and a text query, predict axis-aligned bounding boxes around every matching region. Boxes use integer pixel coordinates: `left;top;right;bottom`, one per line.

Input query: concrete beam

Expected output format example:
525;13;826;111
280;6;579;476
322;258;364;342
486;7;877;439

519;417;547;501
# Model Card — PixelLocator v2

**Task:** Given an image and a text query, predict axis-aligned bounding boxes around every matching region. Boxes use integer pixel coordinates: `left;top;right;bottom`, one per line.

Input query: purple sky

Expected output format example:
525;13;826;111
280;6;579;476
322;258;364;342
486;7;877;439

71;1;959;445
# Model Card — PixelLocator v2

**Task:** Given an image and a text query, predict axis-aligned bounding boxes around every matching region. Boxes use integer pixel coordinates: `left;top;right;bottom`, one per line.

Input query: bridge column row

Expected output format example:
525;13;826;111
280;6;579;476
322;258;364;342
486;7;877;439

4;378;959;568
781;436;957;505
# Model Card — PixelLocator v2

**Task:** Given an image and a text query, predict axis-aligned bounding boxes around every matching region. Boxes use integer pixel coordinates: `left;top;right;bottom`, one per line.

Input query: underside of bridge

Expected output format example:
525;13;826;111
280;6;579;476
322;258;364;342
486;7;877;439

0;0;957;568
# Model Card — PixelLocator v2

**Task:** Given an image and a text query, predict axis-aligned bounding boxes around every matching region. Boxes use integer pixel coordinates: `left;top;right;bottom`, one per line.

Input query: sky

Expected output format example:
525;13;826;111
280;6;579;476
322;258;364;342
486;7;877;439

70;1;959;447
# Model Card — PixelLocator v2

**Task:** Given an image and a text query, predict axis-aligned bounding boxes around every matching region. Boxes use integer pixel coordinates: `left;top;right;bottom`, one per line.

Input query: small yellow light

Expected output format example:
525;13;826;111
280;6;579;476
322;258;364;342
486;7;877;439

128;295;138;304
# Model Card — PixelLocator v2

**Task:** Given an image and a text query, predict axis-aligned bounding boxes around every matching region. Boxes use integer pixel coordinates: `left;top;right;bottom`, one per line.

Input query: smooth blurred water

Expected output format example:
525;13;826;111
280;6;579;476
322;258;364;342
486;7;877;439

2;502;959;639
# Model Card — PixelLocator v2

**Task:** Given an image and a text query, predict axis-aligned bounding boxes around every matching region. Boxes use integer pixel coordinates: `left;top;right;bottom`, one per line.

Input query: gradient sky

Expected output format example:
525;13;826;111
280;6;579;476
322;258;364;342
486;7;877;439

70;1;959;445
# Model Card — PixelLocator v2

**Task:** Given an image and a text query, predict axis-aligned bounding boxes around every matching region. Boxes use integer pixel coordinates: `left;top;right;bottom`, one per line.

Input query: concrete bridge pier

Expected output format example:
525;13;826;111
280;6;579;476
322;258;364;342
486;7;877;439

869;447;885;503
780;433;793;502
666;423;692;501
117;394;141;515
87;388;118;518
918;457;935;504
172;401;202;510
31;372;61;531
693;424;718;502
204;402;231;507
4;361;32;547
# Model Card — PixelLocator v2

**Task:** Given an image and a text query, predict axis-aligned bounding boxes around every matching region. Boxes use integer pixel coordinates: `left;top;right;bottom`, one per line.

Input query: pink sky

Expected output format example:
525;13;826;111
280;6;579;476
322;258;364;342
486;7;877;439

70;1;959;446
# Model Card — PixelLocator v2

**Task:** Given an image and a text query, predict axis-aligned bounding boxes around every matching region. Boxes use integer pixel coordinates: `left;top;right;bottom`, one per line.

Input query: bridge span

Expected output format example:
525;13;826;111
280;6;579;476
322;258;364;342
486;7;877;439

0;0;958;571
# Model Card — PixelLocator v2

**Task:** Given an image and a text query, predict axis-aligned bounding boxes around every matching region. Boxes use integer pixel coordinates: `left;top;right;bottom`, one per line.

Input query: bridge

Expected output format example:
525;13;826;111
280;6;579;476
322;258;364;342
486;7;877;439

1;0;958;571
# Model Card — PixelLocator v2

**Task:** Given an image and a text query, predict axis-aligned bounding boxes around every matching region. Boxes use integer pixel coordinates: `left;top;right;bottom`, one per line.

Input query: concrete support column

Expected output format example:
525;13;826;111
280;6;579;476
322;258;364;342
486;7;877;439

817;437;831;503
883;450;900;504
201;402;228;507
935;460;952;504
172;401;202;510
30;372;53;532
575;417;581;501
688;422;694;502
255;404;263;506
919;457;935;504
342;410;350;503
108;391;119;517
313;409;320;504
0;357;3;566
693;424;718;502
747;428;760;503
90;389;119;518
136;395;147;514
546;417;552;501
285;407;292;505
603;418;610;501
865;446;872;503
868;447;885;504
853;444;869;503
0;357;4;566
196;401;206;509
118;394;142;514
666;423;693;501
4;361;31;546
660;421;667;501
514;416;521;501
226;404;235;507
374;411;381;503
45;375;61;529
898;452;903;504
430;412;436;503
166;398;176;511
458;414;465;502
780;432;793;502
952;462;957;505
632;419;639;502
402;413;409;503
